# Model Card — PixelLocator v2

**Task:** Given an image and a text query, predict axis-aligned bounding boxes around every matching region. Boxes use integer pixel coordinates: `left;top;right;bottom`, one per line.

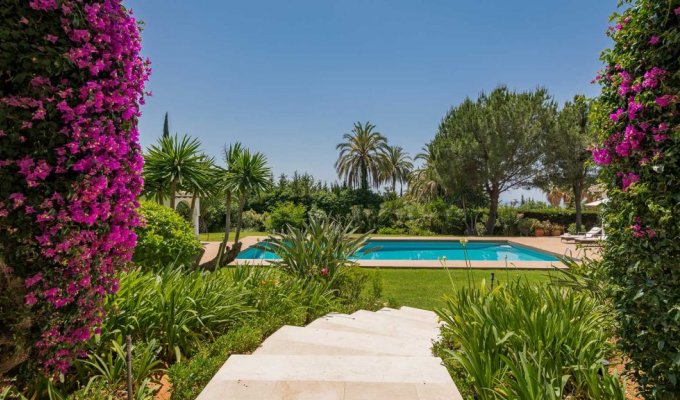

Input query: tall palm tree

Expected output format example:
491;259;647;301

335;121;388;190
224;149;271;246
143;134;211;209
380;145;413;194
408;145;443;202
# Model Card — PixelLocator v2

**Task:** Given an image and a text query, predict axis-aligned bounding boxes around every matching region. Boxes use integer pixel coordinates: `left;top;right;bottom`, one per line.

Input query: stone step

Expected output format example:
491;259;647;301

307;313;439;341
350;309;441;332
400;306;441;321
376;307;440;325
254;325;433;357
197;355;463;400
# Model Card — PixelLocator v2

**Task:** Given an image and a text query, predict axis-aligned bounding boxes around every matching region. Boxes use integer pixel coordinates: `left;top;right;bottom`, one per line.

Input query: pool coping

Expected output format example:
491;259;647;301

230;236;578;270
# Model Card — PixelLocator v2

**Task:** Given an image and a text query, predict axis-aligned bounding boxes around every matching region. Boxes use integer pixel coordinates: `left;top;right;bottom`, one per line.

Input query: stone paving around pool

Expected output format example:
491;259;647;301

212;236;599;269
197;306;462;400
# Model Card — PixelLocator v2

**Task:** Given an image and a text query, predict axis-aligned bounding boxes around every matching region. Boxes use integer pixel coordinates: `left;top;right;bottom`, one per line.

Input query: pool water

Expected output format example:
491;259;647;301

236;240;558;262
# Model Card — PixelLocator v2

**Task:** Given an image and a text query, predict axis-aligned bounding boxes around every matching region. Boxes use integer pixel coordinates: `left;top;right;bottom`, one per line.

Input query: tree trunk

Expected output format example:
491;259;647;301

216;191;232;267
169;180;178;209
485;185;500;235
392;176;396;193
233;194;247;246
573;181;583;233
360;159;368;190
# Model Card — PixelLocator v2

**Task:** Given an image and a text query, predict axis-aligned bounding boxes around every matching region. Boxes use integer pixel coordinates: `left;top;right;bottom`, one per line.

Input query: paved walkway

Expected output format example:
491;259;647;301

197;307;462;400
224;235;600;269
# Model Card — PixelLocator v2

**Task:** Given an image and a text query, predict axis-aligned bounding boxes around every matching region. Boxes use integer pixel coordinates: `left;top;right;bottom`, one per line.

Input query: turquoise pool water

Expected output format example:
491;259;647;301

236;240;559;262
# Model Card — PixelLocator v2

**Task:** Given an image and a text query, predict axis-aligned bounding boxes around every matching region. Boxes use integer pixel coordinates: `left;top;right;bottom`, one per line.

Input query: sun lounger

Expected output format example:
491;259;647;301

560;227;602;242
574;235;606;246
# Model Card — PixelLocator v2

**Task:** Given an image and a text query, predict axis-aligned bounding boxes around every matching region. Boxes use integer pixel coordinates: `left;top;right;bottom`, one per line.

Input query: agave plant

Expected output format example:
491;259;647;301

261;216;373;281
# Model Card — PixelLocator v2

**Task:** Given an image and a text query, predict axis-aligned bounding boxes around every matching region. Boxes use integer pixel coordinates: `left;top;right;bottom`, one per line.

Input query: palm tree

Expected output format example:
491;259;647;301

546;186;564;207
143;134;211;209
408;145;443;202
380;145;413;195
224;149;271;246
217;142;243;258
335;121;388;190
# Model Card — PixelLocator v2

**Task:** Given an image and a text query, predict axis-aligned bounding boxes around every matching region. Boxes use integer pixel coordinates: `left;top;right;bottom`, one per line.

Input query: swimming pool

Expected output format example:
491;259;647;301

236;240;559;262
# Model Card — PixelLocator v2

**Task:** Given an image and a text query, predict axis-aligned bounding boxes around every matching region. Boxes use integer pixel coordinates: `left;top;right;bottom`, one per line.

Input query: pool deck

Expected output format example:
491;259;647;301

222;235;600;270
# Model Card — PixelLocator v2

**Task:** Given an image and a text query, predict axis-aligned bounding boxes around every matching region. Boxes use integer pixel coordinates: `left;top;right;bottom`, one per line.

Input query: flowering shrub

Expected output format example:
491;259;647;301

0;0;149;377
592;1;680;397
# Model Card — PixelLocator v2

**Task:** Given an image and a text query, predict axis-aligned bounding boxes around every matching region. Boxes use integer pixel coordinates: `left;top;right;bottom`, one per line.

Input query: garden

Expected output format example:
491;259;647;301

1;0;679;399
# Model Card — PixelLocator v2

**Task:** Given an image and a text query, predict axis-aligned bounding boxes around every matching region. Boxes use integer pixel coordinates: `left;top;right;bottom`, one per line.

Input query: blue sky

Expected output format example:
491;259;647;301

127;0;616;202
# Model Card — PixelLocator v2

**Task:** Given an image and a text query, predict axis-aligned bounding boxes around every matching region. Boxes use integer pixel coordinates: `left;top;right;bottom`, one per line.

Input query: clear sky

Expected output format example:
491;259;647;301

127;0;616;202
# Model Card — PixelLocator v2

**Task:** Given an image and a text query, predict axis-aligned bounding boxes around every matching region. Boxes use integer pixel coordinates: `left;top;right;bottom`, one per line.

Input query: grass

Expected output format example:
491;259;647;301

199;231;268;241
377;268;555;310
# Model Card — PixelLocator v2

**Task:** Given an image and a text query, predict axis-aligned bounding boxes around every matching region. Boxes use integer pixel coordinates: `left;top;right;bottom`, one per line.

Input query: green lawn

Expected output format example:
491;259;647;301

199;231;268;242
377;268;556;310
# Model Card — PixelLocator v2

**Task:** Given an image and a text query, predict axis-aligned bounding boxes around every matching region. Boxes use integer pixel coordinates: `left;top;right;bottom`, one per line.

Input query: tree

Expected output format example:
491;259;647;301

537;95;597;232
380;145;413;194
0;0;149;375
592;1;680;397
408;145;445;202
335;121;388;190
163;112;170;138
143;134;212;209
215;142;243;266
225;149;271;246
431;86;556;234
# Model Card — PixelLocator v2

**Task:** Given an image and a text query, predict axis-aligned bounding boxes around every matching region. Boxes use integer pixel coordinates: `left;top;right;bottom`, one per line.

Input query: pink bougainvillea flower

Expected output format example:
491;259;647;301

25;292;38;305
45;34;58;43
649;36;660;45
610;108;624;121
592;147;612;165
19;17;29;24
620;172;640;191
675;6;680;15
655;95;676;107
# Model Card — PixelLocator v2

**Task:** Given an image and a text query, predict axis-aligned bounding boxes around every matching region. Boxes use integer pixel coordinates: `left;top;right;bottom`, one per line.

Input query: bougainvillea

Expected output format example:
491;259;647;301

0;0;149;377
592;0;679;397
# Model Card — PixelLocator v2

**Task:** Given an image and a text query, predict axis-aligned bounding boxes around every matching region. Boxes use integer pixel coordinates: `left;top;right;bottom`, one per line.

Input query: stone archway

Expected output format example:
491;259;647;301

162;192;200;238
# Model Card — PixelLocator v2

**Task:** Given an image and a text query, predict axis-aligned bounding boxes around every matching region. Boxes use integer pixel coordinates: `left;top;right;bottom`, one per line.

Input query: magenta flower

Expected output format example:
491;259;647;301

649;36;660;45
620;172;640;190
592;147;612;165
610;108;624;121
655;95;675;107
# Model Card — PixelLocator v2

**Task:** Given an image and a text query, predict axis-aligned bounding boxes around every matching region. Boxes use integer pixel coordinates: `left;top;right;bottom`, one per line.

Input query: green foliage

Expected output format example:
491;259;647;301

335;121;388;190
431;86;556;234
265;202;307;232
102;267;252;363
133;201;202;269
264;216;371;281
436;280;625;399
167;324;265;400
592;2;680;396
240;209;266;231
520;208;599;227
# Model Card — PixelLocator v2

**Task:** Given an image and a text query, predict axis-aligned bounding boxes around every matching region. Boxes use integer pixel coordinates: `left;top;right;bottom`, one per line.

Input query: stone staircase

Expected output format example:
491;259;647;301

197;306;462;399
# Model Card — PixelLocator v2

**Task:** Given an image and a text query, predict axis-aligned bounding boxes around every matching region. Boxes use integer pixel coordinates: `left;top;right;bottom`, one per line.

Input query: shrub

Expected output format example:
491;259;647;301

591;1;680;396
436;280;625;399
240;209;266;231
376;226;407;235
263;216;372;281
0;0;150;375
102;267;252;363
519;208;599;227
265;202;306;232
133;201;202;269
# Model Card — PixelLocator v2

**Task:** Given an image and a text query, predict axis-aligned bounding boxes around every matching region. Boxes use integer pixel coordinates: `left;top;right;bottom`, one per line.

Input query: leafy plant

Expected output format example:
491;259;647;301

265;202;307;232
436;280;624;399
133;201;203;269
263;215;372;281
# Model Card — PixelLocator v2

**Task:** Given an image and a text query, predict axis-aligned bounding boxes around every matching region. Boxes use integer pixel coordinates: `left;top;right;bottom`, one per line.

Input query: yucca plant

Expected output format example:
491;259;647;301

262;215;373;281
437;280;624;399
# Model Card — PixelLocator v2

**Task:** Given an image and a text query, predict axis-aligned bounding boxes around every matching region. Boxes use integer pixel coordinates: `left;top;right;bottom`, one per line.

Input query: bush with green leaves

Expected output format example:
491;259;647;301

436;280;625;399
133;201;203;269
265;201;307;232
590;1;680;397
263;216;372;281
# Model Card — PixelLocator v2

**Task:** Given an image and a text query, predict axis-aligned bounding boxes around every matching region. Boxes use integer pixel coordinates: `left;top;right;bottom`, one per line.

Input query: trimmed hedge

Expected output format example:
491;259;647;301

519;208;599;228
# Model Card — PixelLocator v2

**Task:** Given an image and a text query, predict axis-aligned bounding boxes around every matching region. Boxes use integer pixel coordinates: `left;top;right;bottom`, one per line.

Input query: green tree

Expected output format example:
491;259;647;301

335;121;388;190
380;145;413;194
225;149;272;246
163;112;170;138
143;134;213;209
537;95;597;232
431;86;556;234
408;145;444;202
